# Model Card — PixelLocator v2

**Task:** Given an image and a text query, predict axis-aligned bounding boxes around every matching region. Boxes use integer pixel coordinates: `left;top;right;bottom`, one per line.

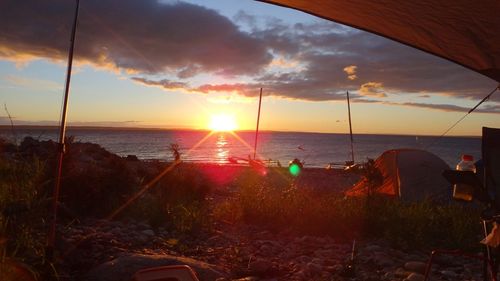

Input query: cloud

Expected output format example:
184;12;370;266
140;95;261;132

0;117;143;127
359;82;386;98
0;0;272;77
354;99;500;114
131;77;188;91
3;75;62;92
392;102;500;114
2;2;498;111
343;65;357;80
245;17;498;102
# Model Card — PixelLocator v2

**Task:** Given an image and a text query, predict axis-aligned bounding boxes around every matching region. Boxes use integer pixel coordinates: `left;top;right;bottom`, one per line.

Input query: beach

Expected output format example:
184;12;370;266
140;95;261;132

0;136;483;281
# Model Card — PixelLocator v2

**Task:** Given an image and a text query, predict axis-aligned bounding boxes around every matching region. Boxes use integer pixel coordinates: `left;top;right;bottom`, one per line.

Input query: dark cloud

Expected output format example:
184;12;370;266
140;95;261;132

131;14;499;106
133;75;346;101
1;1;498;109
249;19;499;102
0;0;271;77
354;99;500;114
131;77;188;90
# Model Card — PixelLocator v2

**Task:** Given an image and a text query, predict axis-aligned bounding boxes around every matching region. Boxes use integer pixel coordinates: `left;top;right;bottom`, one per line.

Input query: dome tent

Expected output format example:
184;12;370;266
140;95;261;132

345;149;451;201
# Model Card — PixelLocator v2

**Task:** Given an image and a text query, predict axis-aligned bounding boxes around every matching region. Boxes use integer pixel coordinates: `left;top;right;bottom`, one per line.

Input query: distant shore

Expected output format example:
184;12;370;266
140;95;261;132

0;124;482;137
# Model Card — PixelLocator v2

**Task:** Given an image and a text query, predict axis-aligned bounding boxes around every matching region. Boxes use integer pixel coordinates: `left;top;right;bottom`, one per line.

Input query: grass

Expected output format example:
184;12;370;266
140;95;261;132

127;162;213;233
214;169;483;251
0;155;49;279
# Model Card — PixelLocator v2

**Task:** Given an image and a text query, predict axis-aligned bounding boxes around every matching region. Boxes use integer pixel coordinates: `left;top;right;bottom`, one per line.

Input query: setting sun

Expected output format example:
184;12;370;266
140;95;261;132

209;114;238;131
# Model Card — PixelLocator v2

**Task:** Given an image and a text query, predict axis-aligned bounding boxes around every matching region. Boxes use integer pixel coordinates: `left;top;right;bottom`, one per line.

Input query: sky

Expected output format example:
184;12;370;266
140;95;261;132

0;0;499;136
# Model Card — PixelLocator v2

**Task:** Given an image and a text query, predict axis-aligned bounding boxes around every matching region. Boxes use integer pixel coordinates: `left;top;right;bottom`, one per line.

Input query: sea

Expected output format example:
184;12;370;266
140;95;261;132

0;127;481;168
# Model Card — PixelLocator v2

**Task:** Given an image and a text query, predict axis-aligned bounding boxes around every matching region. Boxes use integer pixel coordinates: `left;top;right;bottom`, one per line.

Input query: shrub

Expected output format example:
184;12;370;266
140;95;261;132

126;162;213;234
56;142;139;217
214;176;482;251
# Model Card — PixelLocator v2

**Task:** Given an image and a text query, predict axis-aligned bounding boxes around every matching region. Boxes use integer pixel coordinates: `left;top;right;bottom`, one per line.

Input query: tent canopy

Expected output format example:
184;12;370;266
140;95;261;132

260;0;500;83
345;149;451;201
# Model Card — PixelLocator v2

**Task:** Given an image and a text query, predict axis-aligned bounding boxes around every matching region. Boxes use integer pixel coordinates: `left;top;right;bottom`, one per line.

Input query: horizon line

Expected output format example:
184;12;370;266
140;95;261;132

0;124;482;138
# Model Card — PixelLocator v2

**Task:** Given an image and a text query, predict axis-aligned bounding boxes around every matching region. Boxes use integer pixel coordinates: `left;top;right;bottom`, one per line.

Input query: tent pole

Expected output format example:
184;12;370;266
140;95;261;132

46;0;80;261
347;91;355;163
253;88;263;159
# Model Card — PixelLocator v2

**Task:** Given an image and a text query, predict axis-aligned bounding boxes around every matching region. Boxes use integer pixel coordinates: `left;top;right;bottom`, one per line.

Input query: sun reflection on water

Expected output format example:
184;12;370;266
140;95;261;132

215;133;229;163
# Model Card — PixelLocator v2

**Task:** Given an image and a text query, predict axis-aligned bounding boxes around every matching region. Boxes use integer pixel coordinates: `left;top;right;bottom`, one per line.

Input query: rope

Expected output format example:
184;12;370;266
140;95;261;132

425;84;499;150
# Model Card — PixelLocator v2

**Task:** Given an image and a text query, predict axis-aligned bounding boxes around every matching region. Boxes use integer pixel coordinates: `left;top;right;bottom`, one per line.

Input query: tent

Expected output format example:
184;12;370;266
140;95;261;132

260;0;500;83
345;149;451;201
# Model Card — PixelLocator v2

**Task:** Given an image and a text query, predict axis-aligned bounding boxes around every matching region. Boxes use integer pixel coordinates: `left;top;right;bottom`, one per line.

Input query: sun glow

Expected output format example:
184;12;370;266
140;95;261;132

209;114;238;132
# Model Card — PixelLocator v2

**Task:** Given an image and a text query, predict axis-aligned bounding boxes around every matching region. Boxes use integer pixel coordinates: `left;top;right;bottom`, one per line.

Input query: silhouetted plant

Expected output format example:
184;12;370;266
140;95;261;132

169;143;181;161
0;152;49;279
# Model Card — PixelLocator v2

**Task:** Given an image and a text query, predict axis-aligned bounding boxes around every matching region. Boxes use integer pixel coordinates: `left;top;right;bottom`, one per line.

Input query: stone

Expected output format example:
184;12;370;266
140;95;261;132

404;261;428;274
259;244;273;256
248;259;271;275
85;253;226;281
394;267;411;278
440;270;458;279
404;272;425;281
364;245;383;252
314;249;334;257
141;229;155;237
306;262;323;275
294;255;312;264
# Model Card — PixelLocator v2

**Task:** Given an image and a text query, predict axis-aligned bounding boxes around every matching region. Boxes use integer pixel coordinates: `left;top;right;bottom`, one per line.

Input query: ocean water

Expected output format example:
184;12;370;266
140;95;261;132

0;127;481;167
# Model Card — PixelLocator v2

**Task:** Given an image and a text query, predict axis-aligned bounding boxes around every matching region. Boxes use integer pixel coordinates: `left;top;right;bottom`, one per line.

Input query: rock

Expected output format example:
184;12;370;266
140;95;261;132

248;259;271;275
364;245;383;252
85;253;226;281
314;249;334;257
259;244;273;256
394;267;411;278
440;270;458;279
404;261;427;274
142;229;155;237
383;271;395;279
294;255;312;264
306;262;322;275
135;235;149;245
373;252;394;267
126;154;139;161
404;272;425;281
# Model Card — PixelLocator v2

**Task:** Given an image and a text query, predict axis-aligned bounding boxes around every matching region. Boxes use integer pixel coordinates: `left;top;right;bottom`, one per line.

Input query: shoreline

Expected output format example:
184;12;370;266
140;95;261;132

0;124;482;137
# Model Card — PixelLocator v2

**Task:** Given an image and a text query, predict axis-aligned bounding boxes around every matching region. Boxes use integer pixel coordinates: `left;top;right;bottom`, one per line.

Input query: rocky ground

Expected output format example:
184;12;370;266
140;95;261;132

58;217;486;281
0;137;487;281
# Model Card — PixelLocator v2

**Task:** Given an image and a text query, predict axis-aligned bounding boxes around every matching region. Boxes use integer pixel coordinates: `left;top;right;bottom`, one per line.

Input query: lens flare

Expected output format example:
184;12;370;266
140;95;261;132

209;114;237;132
289;163;301;176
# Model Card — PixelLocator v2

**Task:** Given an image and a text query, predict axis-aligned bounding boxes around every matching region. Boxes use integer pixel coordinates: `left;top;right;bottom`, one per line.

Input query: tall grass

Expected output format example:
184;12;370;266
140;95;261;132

215;171;482;251
0;155;49;278
127;162;213;234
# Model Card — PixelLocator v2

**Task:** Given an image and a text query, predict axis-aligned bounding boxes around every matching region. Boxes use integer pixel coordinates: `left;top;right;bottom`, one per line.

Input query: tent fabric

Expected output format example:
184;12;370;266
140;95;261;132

260;0;500;82
345;149;451;201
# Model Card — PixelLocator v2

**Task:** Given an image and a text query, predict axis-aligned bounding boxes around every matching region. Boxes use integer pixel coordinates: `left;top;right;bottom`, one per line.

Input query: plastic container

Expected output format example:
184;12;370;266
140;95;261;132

453;154;476;201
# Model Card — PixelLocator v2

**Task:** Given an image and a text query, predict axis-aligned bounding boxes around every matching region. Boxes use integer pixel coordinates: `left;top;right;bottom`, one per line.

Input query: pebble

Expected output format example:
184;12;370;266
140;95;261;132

141;229;155;236
404;261;428;274
306;262;322;275
59;220;485;281
404;272;425;281
248;259;271;275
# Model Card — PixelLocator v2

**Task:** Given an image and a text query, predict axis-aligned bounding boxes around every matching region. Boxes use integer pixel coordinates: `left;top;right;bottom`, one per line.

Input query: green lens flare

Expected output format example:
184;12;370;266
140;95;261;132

289;163;301;176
